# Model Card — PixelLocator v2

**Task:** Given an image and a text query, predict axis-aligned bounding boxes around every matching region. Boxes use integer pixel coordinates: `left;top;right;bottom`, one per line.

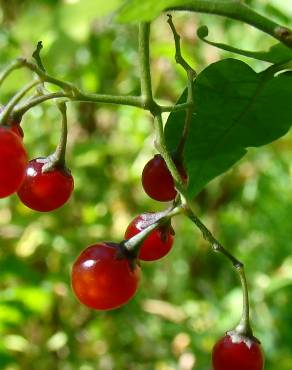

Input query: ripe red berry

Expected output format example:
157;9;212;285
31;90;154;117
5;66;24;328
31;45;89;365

125;213;174;261
212;332;264;370
0;126;28;198
17;158;74;212
71;243;140;310
142;154;187;202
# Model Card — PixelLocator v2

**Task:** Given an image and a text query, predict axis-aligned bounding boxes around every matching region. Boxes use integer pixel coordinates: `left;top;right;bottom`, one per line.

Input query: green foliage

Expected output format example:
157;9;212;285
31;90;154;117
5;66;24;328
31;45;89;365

197;25;292;63
1;1;292;370
165;59;292;197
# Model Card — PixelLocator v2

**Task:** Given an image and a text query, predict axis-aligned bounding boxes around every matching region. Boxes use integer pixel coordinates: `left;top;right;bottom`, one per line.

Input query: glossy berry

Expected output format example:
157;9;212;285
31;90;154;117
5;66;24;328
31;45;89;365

212;332;264;370
72;243;140;310
142;154;186;202
17;158;74;212
125;213;174;261
0;126;28;198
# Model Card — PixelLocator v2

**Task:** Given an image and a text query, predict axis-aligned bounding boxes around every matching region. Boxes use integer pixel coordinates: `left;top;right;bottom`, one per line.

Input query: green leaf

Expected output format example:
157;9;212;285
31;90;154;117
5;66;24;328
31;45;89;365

197;25;292;64
117;0;182;22
165;59;292;197
117;0;241;22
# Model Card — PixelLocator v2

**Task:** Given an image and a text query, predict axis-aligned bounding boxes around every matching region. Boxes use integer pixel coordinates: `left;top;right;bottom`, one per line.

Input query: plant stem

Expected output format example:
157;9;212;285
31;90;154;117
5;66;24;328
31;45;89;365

161;102;193;112
167;14;196;162
12;91;191;122
184;204;252;336
168;0;292;48
139;23;153;102
55;102;68;166
42;102;69;173
235;265;253;337
32;41;46;72
0;80;40;126
21;59;80;94
12;92;70;121
0;59;25;88
155;113;187;193
184;206;242;268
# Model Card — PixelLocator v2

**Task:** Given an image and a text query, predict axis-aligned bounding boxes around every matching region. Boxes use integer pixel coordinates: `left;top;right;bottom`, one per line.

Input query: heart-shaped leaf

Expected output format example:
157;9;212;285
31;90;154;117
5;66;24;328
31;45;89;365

165;59;292;197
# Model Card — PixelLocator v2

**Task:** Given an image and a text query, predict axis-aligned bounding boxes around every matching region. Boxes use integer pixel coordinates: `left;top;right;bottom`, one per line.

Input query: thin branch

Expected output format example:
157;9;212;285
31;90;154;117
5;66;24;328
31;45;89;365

0;80;41;125
139;22;154;103
0;59;25;88
183;204;252;336
168;0;292;48
167;14;196;162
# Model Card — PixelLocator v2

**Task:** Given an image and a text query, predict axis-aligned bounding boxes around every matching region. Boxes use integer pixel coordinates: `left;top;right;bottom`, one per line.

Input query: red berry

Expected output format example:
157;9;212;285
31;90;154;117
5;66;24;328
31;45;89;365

142;154;187;202
0;126;28;198
17;158;74;212
212;332;264;370
125;213;174;261
71;243;140;310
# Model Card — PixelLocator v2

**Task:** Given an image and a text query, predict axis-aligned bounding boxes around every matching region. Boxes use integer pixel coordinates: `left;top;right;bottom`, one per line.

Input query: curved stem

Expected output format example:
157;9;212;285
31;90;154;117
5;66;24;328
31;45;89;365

235;265;253;337
154;113;187;194
184;204;252;336
55;102;68;166
21;59;79;94
0;59;25;88
42;102;69;173
167;14;196;162
168;0;292;48
12;92;70;121
0;80;40;126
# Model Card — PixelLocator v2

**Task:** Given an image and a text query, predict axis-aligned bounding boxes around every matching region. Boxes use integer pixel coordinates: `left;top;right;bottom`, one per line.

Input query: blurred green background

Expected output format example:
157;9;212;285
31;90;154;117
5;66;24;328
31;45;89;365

0;0;292;369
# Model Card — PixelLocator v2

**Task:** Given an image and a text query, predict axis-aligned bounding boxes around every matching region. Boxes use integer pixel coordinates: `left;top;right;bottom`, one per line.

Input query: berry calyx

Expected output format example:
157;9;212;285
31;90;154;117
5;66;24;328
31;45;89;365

125;213;174;261
71;242;141;310
212;331;264;370
17;157;74;212
0;126;28;198
142;154;187;202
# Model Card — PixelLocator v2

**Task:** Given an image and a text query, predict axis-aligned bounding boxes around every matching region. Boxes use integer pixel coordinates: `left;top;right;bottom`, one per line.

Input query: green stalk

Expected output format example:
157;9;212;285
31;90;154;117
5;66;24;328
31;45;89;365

0;80;40;126
168;0;292;47
42;102;69;173
0;59;25;88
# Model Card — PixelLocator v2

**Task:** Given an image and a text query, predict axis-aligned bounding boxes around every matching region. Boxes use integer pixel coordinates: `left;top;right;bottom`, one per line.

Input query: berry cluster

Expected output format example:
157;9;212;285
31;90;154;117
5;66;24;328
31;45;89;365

0;27;266;367
71;153;179;310
0;109;74;211
70;153;264;369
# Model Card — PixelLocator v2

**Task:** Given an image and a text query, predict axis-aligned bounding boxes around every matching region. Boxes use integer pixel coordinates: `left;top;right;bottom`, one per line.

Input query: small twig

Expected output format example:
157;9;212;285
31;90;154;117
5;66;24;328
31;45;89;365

167;0;292;48
0;59;24;88
167;14;196;162
183;204;252;336
0;80;41;126
167;14;196;76
21;59;80;95
139;23;154;106
32;41;46;72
